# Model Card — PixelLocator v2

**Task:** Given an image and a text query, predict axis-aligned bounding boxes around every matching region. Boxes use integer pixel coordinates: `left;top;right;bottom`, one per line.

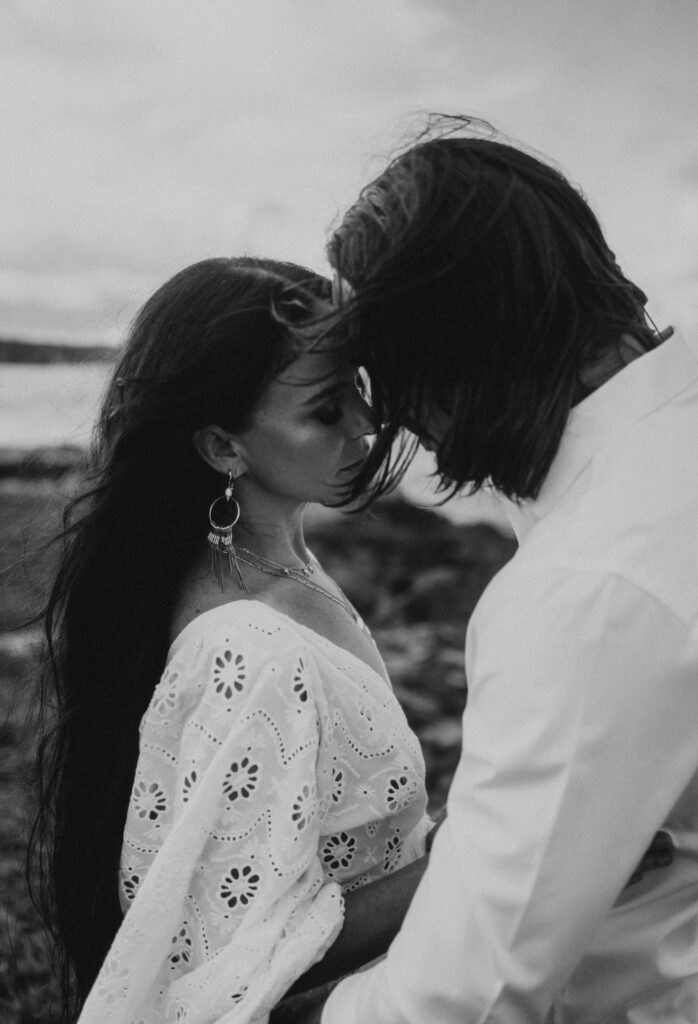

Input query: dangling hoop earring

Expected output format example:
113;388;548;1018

207;470;248;592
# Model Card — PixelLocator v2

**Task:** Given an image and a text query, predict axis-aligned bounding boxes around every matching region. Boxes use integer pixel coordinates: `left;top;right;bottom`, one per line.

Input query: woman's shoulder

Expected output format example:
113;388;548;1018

167;597;314;663
144;600;322;737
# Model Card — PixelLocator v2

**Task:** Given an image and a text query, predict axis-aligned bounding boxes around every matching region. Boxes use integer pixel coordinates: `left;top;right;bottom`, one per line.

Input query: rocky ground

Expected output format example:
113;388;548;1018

0;457;516;1023
307;498;517;805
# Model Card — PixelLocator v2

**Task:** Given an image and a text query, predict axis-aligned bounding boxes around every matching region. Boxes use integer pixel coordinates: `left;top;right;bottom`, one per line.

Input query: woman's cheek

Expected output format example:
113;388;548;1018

274;427;323;474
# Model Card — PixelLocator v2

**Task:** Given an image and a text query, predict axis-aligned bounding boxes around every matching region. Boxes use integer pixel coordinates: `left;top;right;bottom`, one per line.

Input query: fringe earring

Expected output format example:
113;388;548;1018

207;470;248;591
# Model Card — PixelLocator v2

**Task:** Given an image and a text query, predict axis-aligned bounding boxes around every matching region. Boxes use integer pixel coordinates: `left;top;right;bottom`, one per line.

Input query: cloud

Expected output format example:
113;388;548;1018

2;0;159;65
0;266;145;310
1;0;697;339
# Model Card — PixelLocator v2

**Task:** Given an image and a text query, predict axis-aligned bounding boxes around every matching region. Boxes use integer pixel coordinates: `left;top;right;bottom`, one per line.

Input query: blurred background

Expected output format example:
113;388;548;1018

2;0;697;522
1;3;696;1019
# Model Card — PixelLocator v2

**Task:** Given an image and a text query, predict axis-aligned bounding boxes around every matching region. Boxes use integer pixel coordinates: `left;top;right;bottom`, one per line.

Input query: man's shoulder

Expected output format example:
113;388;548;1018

471;534;696;652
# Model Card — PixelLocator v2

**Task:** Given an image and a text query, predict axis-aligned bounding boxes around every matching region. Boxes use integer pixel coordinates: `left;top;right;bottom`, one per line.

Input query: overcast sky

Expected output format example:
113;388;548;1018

2;0;697;344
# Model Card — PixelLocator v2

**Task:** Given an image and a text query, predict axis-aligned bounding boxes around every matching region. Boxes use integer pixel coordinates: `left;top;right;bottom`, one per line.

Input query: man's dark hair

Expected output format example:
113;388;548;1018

329;116;659;502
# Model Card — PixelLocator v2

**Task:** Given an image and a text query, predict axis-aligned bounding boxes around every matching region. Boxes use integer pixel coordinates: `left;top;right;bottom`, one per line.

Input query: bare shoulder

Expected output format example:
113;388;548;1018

168;558;280;646
258;581;389;682
168;558;386;681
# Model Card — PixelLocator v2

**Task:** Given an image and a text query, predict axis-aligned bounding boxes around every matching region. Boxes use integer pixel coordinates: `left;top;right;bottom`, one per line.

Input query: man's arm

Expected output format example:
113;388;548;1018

276;824;671;1021
320;567;698;1023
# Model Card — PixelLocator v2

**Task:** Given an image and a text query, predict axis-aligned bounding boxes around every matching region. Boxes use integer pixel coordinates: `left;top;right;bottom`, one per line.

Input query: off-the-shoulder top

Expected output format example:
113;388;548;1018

77;600;430;1024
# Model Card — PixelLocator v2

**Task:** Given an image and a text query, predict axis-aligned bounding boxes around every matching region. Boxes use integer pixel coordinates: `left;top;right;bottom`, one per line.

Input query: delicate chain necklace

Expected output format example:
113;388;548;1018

234;546;356;620
236;546;315;578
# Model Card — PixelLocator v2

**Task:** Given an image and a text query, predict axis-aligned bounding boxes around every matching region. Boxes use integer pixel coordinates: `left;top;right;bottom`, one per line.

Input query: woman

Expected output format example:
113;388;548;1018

31;257;434;1024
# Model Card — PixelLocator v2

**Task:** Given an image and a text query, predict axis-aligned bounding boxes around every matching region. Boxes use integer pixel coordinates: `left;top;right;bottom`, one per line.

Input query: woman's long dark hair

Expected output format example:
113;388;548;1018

329;115;663;503
29;256;330;1020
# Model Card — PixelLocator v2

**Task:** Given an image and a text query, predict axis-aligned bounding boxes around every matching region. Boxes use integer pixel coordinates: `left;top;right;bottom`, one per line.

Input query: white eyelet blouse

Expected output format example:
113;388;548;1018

76;600;430;1024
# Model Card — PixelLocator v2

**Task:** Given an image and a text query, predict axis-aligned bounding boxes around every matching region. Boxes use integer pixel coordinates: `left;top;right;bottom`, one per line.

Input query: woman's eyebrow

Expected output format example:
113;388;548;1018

302;377;352;406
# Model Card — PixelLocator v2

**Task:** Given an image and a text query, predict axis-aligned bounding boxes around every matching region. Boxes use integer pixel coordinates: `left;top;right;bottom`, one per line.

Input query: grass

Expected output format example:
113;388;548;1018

0;481;68;1023
1;640;59;1024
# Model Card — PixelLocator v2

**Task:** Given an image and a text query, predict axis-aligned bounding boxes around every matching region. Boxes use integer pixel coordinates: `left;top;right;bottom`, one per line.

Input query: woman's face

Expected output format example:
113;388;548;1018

237;347;374;507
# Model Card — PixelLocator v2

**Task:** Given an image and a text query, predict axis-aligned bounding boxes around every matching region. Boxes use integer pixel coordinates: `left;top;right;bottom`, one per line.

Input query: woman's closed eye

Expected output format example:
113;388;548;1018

312;377;363;425
314;403;343;425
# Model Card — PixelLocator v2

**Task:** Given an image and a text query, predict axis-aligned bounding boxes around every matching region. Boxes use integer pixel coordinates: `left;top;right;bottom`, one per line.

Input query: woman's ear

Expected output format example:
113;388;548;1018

192;425;247;478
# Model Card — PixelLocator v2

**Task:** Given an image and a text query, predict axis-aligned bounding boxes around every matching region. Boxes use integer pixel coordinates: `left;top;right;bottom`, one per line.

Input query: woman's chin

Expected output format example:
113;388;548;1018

318;483;354;507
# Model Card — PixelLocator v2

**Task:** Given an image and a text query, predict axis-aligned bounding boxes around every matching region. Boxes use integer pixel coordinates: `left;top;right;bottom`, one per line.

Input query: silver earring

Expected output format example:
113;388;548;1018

207;470;248;591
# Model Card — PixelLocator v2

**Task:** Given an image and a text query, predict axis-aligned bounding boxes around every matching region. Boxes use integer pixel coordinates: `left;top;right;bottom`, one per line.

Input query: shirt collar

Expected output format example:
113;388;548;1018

503;331;698;543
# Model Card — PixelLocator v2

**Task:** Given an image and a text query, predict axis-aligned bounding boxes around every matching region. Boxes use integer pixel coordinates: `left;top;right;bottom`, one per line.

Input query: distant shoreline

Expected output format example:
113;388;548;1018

0;444;88;479
0;337;118;364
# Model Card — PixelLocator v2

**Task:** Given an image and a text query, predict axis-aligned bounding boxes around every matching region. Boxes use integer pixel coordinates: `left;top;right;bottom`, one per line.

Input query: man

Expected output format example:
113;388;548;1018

279;119;698;1022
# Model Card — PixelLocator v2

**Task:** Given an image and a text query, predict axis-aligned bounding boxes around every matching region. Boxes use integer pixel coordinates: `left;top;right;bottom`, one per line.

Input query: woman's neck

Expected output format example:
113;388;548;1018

232;499;311;569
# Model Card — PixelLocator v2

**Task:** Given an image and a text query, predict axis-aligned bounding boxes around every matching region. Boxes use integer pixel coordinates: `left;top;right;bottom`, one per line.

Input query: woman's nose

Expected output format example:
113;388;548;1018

349;392;376;439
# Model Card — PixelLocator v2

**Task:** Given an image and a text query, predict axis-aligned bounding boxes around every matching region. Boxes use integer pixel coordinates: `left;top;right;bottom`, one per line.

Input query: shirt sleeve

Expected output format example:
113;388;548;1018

79;623;344;1024
323;565;698;1024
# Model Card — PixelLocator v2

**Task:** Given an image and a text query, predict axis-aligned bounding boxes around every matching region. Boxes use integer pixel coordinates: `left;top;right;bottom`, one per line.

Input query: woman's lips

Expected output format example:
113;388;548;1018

338;456;368;474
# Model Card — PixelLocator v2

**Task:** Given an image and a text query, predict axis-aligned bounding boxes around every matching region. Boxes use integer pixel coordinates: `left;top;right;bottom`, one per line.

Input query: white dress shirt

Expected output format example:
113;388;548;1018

323;330;698;1023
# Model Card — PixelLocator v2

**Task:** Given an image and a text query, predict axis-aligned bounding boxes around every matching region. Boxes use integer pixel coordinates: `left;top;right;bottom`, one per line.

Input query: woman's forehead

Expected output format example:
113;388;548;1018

258;348;354;412
277;346;344;385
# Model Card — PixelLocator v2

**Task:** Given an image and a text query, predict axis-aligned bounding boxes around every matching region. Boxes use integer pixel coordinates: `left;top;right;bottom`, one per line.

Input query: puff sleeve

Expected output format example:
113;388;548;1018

78;620;344;1024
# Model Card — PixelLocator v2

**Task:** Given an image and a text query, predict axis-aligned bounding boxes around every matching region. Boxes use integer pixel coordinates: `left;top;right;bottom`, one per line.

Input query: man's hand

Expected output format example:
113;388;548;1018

270;979;341;1024
425;804;447;852
627;829;674;886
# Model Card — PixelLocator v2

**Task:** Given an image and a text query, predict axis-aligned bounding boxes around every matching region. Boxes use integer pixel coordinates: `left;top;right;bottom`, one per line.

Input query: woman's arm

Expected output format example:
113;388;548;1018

285;854;428;995
285;804;672;998
287;808;447;994
270;831;675;1024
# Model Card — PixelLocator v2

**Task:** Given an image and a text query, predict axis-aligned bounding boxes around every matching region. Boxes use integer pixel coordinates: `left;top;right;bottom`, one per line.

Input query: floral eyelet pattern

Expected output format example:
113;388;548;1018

321;832;357;873
121;872;141;903
132;779;168;821
151;673;180;718
181;770;197;803
330;765;344;804
384;834;403;873
219;864;261;910
112;609;428;1024
213;650;246;700
386;772;419;813
222;757;260;802
168;924;193;971
291;782;317;832
292;656;310;704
